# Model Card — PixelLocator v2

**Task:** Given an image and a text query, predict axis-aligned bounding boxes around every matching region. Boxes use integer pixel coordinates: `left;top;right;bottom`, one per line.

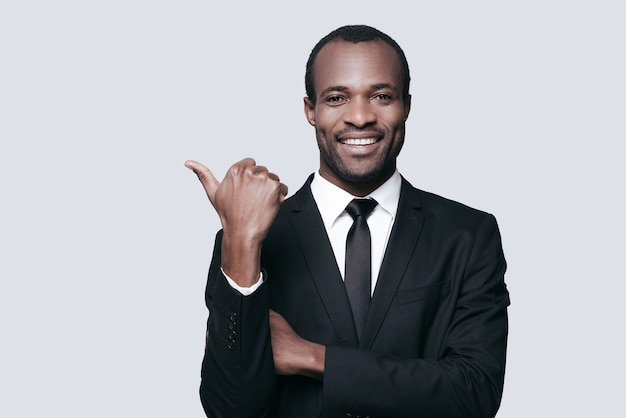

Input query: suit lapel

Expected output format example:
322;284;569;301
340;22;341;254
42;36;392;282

360;179;424;348
288;179;359;346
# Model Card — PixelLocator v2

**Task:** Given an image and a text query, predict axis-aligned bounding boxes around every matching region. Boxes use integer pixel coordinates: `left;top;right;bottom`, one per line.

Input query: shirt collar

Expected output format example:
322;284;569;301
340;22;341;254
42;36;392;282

310;170;402;229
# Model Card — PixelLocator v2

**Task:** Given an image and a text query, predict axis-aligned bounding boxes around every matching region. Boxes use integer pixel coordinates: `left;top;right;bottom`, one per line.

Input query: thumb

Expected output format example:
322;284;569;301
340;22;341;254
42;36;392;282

184;159;220;202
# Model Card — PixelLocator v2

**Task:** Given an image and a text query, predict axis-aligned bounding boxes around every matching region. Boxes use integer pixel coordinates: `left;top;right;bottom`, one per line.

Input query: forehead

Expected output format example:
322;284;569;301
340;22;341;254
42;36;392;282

312;40;403;94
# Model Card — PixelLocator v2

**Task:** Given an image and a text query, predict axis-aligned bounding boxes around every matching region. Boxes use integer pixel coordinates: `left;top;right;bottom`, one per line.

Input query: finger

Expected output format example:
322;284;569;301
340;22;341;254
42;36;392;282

237;157;257;166
269;309;284;321
266;172;288;201
278;182;288;202
269;309;278;325
232;157;257;172
261;169;289;203
250;165;269;175
184;160;220;200
268;172;280;182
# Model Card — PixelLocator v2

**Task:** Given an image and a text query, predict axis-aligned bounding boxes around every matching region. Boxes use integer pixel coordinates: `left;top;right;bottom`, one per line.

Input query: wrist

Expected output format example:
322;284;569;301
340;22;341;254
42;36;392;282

220;232;263;287
300;342;325;380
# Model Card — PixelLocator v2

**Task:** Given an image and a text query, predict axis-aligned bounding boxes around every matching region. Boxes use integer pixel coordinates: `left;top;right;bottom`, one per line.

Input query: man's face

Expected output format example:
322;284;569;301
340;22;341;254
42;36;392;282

305;40;411;194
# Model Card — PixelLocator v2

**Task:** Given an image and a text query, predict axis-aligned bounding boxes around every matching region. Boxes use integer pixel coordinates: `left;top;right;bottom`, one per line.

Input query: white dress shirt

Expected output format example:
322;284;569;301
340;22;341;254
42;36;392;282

310;170;401;295
226;170;402;296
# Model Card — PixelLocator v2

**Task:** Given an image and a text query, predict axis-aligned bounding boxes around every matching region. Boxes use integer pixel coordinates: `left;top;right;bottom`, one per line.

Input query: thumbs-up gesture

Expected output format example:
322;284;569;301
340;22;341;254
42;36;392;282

185;158;288;287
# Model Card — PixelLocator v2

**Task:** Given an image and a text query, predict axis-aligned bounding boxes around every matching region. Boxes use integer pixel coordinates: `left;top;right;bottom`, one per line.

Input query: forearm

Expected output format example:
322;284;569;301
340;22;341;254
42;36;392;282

268;309;325;380
220;228;263;288
200;233;276;418
322;328;507;418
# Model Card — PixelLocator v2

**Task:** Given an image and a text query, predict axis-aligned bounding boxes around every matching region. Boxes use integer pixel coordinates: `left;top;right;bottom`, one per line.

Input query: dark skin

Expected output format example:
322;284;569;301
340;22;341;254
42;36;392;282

186;39;411;379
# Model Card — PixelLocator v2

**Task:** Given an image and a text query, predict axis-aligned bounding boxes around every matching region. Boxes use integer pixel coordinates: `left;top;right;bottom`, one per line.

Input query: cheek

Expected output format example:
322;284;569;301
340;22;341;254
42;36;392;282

315;108;341;132
387;108;407;127
387;113;408;139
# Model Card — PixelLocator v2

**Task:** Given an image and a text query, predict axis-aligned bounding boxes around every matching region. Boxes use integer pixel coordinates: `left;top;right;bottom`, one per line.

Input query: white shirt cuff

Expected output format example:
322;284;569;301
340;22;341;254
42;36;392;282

221;268;264;296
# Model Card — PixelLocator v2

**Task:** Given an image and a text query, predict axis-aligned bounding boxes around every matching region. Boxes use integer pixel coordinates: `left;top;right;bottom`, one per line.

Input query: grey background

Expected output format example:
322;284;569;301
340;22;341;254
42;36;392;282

1;1;624;416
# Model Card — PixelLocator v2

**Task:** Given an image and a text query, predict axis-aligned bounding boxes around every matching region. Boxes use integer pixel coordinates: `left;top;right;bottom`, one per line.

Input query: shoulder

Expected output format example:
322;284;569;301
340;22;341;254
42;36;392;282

399;177;498;231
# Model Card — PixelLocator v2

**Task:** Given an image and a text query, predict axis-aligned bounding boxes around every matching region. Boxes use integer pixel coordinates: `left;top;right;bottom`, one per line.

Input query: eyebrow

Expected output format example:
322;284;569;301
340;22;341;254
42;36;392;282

371;83;397;91
320;83;398;96
320;86;349;95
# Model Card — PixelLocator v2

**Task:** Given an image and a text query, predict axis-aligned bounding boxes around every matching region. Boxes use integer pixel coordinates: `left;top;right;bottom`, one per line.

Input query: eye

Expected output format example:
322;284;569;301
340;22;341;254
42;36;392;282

325;95;346;105
373;93;393;102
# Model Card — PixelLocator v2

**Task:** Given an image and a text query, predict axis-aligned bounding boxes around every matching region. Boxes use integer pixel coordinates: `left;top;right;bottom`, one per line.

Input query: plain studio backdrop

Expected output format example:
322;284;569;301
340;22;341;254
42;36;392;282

1;1;624;417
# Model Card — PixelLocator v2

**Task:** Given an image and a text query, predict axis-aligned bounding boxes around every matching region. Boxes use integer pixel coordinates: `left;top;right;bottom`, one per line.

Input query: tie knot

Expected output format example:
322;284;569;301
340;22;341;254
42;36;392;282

345;198;378;220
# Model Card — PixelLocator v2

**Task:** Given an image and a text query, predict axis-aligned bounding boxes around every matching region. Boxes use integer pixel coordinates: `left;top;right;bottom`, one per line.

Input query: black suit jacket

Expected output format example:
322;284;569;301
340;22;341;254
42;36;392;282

200;176;510;418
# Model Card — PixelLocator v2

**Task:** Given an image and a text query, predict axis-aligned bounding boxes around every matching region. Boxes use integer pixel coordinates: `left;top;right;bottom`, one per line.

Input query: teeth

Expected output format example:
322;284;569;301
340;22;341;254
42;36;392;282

342;138;377;145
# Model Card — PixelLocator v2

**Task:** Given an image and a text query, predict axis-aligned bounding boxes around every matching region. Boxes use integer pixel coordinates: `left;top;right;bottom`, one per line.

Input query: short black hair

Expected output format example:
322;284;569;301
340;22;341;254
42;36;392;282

305;25;411;104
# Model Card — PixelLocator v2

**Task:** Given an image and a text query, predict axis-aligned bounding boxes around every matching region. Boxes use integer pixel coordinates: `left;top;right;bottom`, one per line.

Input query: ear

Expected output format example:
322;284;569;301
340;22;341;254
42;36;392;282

304;97;316;126
403;94;412;121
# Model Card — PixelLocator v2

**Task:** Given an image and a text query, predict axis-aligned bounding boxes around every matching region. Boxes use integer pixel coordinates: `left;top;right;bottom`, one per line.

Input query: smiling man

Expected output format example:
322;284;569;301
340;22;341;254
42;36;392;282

186;25;509;418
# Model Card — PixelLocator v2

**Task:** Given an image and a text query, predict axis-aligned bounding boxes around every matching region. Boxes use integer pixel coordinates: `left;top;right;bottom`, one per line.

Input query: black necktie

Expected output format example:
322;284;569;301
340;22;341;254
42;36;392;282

345;198;378;340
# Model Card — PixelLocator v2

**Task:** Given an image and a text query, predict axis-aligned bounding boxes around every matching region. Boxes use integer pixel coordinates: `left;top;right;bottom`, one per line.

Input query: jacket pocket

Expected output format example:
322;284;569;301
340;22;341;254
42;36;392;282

396;281;451;305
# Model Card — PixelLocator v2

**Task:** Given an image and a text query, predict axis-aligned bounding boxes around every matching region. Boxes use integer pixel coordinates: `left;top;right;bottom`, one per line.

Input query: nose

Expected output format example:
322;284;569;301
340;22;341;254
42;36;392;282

344;97;376;127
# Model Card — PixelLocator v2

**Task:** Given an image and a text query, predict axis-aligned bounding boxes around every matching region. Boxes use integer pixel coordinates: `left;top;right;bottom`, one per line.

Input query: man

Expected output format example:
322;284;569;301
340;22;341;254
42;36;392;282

186;25;509;418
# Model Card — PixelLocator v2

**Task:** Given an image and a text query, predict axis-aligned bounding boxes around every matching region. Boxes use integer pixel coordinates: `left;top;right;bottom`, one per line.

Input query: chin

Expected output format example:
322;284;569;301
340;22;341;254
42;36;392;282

339;164;392;184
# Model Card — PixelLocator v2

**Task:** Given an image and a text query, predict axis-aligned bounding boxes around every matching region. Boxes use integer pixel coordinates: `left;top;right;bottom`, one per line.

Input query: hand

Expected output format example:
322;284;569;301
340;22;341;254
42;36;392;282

269;310;325;380
184;158;288;241
185;158;288;286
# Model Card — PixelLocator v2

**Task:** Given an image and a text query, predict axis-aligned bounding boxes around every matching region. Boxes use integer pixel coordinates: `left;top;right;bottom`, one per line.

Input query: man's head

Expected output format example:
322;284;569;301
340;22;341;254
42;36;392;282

304;25;412;196
305;25;411;105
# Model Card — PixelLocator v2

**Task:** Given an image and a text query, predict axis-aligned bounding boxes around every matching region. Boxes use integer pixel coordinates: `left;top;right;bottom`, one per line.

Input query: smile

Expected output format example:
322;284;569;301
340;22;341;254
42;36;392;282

340;137;378;145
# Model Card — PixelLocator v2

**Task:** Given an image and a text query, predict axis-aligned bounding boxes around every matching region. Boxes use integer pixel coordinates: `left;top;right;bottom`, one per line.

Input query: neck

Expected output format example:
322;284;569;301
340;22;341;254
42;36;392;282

318;166;395;197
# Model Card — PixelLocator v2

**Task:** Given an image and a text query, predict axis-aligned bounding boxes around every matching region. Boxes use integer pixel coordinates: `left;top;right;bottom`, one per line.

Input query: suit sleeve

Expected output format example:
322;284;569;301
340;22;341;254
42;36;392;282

199;230;275;418
322;214;510;418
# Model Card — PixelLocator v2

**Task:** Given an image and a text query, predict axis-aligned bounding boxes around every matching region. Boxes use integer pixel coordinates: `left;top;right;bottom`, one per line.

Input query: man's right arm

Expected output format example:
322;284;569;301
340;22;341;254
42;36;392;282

185;158;287;418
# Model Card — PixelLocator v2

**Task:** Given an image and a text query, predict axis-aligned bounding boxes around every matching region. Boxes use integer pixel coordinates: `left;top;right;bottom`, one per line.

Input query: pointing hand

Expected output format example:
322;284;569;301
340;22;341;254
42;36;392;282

185;158;288;286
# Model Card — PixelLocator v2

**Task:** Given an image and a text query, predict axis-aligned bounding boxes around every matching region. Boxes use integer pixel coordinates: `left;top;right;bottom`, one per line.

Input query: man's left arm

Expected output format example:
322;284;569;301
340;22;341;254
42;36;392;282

271;213;509;418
